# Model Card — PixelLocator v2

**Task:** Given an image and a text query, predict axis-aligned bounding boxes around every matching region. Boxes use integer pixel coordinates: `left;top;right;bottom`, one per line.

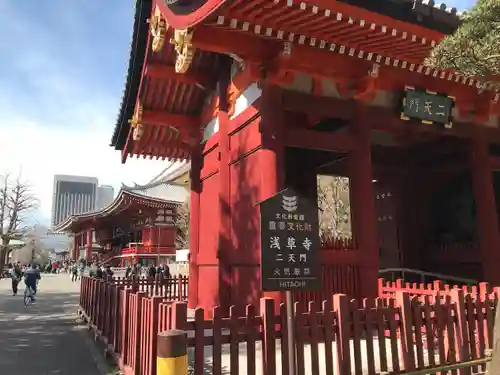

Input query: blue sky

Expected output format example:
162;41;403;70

0;1;167;224
450;0;478;9
0;0;479;224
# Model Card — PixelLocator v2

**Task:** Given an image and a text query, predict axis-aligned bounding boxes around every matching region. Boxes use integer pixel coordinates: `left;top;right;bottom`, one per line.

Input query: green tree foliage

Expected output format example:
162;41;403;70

426;0;500;80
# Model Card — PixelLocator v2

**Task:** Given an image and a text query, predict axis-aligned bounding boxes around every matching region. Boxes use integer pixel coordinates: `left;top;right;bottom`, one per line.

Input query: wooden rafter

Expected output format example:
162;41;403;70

144;63;213;88
142;110;199;132
192;25;495;110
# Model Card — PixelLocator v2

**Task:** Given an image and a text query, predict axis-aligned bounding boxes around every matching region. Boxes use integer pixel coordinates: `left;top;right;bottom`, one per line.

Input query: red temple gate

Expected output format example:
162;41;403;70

109;0;500;315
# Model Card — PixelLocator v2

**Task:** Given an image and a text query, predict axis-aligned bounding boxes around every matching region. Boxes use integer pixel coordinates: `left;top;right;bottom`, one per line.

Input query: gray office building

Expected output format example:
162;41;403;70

51;175;98;228
96;185;115;210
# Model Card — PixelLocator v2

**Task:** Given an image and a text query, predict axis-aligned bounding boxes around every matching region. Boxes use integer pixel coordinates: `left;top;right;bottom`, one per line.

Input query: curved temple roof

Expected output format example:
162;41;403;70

54;181;188;232
149;160;191;184
157;0;465;32
110;0;474;162
111;0;153;152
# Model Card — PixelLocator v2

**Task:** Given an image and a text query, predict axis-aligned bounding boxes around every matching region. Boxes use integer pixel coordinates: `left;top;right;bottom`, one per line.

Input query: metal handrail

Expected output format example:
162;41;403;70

379;267;478;285
395;356;491;375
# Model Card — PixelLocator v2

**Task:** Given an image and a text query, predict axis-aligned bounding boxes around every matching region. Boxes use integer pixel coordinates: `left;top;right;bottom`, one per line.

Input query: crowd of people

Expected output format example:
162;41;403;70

5;259;174;298
125;263;171;279
87;264;114;279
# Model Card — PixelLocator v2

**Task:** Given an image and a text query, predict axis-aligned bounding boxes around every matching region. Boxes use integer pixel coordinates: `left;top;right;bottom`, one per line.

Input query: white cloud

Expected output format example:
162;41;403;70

0;1;171;225
0;115;168;222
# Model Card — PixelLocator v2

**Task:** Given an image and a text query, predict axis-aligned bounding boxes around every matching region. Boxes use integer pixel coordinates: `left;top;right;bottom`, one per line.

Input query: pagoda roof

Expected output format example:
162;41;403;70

156;0;466;32
54;181;188;232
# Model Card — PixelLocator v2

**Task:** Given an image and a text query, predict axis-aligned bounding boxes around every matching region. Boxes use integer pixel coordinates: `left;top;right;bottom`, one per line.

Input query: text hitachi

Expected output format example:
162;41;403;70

279;281;306;288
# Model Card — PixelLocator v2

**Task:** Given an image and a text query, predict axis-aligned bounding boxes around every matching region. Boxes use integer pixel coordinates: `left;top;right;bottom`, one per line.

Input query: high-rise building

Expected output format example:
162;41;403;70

51;175;98;228
96;185;115;210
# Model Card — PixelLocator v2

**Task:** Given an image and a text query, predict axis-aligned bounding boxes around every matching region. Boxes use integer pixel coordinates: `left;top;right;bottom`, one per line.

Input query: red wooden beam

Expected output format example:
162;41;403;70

284;126;354;153
193;25;279;60
282;90;356;120
144;63;212;87
193;25;492;111
142;110;200;131
194;25;362;76
489;156;500;171
281;89;500;143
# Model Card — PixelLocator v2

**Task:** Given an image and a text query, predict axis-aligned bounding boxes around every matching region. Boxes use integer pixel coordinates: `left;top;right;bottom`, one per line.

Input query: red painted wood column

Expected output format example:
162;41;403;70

470;136;500;284
349;105;379;300
188;145;201;309
217;56;233;313
72;235;78;260
260;84;285;305
85;230;92;263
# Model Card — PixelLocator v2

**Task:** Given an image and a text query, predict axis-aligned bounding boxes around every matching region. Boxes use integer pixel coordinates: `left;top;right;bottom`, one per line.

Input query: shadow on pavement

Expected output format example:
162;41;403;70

0;290;101;375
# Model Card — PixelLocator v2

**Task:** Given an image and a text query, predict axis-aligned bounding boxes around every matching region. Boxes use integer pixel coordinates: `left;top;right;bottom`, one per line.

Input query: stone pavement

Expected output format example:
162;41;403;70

0;273;110;375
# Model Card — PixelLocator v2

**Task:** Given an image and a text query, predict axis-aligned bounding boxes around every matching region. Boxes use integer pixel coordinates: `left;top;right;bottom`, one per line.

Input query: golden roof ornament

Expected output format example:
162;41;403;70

170;29;196;73
149;6;167;53
129;103;145;141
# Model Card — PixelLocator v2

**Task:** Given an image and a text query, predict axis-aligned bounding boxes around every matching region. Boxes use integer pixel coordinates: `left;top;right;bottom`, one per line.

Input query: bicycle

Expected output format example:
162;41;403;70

24;284;36;306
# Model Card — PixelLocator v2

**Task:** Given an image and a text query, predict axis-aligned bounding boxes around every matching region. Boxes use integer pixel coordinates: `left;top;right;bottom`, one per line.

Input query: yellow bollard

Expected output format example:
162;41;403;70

157;329;188;375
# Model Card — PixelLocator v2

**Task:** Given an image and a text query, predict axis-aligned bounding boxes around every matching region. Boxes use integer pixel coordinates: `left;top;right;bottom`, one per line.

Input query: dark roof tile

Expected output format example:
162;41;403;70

337;0;466;34
111;0;152;150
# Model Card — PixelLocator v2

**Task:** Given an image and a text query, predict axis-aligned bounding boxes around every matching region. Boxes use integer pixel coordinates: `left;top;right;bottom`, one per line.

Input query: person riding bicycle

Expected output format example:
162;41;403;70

24;264;41;302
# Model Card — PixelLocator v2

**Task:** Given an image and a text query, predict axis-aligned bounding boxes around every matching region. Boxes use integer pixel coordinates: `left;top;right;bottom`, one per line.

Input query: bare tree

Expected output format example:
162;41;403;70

0;172;38;268
175;201;189;249
10;231;50;266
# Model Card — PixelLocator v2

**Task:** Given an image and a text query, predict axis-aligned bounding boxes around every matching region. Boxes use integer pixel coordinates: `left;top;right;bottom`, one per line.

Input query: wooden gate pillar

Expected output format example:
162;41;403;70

217;55;233;312
470;136;500;284
187;145;201;309
348;105;379;299
260;84;285;305
72;234;78;260
86;230;93;263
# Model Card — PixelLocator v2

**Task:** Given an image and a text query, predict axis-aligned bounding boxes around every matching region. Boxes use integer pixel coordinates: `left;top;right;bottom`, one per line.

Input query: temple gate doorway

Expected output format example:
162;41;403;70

374;179;401;270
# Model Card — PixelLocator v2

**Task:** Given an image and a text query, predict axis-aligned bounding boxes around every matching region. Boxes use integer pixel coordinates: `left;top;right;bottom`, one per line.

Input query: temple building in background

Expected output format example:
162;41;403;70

149;161;191;186
54;179;189;265
51;175;98;228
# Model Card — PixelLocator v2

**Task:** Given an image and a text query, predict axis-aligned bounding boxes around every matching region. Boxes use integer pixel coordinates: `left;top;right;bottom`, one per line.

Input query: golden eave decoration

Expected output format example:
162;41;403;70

129;102;145;141
149;6;167;53
170;29;196;74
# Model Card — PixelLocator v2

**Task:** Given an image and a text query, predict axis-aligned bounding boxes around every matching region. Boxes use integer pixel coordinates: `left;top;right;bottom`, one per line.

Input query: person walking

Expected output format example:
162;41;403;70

105;266;114;278
95;266;103;279
148;264;156;278
78;262;85;280
9;264;22;296
71;263;78;282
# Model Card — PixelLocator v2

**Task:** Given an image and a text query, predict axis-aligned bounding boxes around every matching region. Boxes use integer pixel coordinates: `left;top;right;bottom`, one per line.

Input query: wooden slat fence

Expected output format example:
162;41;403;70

79;276;499;375
107;274;188;298
379;278;491;300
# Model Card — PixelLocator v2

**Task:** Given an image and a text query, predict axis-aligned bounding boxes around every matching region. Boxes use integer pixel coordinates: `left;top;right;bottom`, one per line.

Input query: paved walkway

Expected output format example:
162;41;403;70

0;273;108;375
